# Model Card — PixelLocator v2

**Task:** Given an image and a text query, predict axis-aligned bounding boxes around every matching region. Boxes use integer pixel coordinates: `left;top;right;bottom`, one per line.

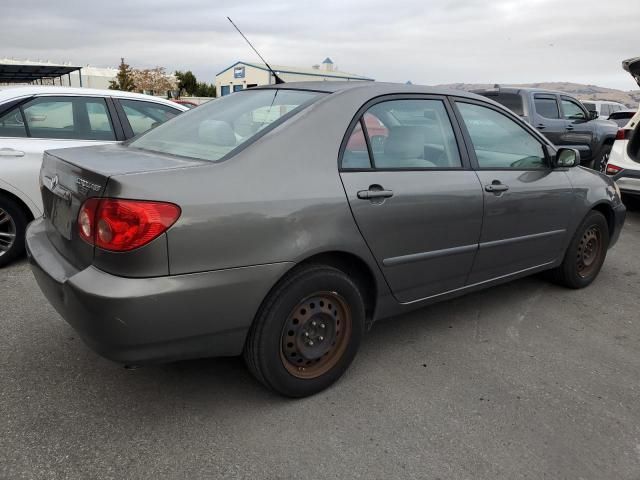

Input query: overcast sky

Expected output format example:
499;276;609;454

2;0;639;90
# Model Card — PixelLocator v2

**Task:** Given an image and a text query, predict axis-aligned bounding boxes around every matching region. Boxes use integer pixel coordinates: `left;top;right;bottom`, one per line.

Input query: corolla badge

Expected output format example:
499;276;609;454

76;177;102;194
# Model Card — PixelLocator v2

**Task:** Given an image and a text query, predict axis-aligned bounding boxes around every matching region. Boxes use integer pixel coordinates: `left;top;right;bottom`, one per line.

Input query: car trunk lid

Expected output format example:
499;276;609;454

623;57;640;87
40;144;205;270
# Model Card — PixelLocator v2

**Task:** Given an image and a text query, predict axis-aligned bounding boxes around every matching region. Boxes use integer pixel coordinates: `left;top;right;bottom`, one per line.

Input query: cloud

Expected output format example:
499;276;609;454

1;0;638;90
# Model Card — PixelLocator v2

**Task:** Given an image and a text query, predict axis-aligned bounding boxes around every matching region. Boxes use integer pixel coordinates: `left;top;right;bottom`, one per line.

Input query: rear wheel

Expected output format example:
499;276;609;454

597;149;610;172
244;264;365;397
549;211;609;288
0;196;27;268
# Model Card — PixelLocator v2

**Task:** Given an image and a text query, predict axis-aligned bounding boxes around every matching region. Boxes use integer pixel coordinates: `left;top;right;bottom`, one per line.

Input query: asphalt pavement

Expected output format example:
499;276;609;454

1;201;639;480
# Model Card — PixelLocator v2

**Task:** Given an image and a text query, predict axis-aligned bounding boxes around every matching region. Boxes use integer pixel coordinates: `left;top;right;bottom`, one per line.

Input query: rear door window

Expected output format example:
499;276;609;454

342;99;462;170
0;106;27;138
534;95;560;119
20;96;116;140
119;99;181;136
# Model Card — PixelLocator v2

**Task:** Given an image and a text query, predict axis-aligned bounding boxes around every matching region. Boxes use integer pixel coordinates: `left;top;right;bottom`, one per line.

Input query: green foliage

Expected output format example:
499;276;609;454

194;82;216;97
109;58;136;92
175;70;198;96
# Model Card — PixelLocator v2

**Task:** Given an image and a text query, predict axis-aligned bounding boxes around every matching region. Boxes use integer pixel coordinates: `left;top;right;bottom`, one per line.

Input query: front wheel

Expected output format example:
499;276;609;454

244;265;365;397
549;211;609;288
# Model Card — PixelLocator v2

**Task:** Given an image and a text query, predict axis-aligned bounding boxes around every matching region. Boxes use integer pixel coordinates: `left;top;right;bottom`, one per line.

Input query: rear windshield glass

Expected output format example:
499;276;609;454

129;89;325;161
582;102;595;111
481;93;524;116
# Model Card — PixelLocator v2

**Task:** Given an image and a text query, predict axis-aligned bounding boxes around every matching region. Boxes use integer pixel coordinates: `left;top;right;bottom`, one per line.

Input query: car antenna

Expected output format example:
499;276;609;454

226;17;285;84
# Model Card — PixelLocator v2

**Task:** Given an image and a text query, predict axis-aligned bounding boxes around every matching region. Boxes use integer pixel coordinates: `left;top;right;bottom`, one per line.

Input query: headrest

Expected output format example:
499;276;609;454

198;120;236;147
384;126;424;159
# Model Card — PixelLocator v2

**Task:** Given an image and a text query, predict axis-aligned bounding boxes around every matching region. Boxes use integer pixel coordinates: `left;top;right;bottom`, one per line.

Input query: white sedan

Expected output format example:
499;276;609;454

0;86;188;266
606;57;640;197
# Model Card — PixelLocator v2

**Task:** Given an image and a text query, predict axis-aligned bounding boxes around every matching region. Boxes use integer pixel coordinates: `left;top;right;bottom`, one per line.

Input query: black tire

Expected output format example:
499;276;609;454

549;211;609;289
0;196;28;268
244;264;365;398
597;148;611;173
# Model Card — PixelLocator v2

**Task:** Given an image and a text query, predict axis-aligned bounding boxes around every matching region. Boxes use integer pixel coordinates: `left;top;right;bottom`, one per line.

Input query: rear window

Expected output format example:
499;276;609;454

583;102;595;111
534;95;560;119
482;93;524;116
129;89;324;161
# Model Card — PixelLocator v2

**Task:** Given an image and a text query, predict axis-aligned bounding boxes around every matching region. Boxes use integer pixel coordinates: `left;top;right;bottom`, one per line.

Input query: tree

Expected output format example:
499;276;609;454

131;66;176;95
175;70;198;96
109;58;136;92
194;82;216;97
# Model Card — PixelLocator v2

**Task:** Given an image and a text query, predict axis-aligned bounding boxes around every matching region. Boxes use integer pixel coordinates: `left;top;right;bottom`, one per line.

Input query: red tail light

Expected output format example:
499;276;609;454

616;128;631;140
605;164;623;176
78;198;181;252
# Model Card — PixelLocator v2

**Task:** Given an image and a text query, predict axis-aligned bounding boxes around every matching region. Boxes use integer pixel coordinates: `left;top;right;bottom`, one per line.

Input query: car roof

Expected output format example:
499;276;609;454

474;86;576;96
252;81;488;100
0;85;188;110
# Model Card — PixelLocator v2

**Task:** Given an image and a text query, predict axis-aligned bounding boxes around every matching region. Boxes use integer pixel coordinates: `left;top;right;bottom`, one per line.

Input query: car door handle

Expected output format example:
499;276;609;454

357;189;394;199
536;124;546;130
0;148;25;157
485;183;509;193
566;125;574;131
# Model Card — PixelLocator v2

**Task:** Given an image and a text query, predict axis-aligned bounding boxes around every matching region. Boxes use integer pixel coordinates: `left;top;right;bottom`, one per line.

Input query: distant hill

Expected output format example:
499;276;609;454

434;82;640;108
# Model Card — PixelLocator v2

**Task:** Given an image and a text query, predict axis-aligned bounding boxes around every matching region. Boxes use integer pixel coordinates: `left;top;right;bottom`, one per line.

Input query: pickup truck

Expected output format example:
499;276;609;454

474;87;618;171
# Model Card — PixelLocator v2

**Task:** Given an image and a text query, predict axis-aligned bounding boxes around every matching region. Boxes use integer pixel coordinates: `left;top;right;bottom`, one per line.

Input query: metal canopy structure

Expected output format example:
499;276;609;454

0;63;83;85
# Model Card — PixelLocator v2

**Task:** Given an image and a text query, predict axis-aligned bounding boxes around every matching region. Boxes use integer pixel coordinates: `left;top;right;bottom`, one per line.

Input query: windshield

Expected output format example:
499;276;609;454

130;89;325;161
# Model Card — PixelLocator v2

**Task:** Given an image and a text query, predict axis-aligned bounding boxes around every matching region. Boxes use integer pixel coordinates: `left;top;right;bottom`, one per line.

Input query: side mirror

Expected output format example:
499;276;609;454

554;148;581;168
589;110;599;120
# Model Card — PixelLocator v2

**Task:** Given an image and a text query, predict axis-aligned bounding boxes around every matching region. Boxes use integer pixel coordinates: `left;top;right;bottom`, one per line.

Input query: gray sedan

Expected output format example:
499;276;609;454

26;82;626;397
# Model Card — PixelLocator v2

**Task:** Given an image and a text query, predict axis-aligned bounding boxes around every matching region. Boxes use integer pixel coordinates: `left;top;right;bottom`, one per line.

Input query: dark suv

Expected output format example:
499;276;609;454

475;87;618;170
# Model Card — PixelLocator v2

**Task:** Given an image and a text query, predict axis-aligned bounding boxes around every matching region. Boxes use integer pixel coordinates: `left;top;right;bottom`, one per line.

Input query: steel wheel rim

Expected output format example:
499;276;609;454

576;225;602;278
280;291;353;379
0;207;16;257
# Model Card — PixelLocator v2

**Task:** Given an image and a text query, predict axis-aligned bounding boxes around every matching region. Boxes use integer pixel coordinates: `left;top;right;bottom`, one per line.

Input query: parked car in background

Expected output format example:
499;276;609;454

582;100;628;119
474;87;618;171
0;86;187;266
607;109;637;127
606;57;640;196
172;99;199;109
26;82;625;397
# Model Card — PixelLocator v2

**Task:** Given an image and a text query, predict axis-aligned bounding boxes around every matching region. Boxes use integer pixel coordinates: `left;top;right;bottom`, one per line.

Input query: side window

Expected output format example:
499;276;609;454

0;107;27;138
457;102;547;169
600;104;610;117
534;95;560;119
20;96;115;140
120;99;181;136
86;100;113;134
484;93;524;116
342;120;372;169
345;99;461;170
561;98;586;120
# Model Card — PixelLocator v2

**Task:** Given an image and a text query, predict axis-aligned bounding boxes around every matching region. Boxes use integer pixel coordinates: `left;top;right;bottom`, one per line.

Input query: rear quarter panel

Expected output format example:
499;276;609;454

106;87;393;298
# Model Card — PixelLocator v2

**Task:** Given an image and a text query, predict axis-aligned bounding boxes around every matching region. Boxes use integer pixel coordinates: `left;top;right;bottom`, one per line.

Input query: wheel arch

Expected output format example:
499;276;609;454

294;251;378;321
590;201;615;239
0;188;36;223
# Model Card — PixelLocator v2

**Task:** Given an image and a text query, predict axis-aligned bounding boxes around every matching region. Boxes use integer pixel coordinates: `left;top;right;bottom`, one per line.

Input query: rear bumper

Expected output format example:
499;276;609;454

26;218;292;364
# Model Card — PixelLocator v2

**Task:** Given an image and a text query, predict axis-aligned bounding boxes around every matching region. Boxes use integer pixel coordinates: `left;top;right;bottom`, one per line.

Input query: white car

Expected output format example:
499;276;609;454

606;57;640;196
0;86;188;266
582;100;629;119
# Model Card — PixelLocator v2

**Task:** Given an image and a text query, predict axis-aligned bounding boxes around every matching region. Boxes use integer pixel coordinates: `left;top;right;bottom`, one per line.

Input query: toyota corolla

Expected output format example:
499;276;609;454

26;82;625;397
